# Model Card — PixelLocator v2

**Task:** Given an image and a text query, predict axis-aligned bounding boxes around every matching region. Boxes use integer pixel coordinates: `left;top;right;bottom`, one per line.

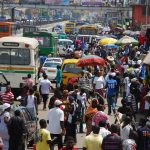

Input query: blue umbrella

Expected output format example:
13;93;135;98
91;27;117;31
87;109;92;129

103;44;119;50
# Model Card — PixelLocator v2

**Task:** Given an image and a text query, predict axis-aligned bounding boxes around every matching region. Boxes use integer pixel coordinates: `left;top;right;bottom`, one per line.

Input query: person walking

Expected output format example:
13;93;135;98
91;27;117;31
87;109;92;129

105;75;117;115
0;103;11;150
93;70;105;97
137;120;150;150
39;74;52;110
120;116;133;140
83;126;103;150
98;120;111;138
25;88;38;119
56;65;62;89
77;88;87;133
47;100;65;150
84;99;98;135
36;119;52;150
0;85;14;104
65;96;78;143
25;74;33;89
102;124;122;150
92;104;108;127
123;130;138;150
8;110;26;150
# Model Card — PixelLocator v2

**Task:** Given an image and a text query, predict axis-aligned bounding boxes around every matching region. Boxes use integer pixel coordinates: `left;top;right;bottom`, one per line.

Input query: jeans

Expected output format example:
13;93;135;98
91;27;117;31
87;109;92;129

41;94;49;109
107;94;116;114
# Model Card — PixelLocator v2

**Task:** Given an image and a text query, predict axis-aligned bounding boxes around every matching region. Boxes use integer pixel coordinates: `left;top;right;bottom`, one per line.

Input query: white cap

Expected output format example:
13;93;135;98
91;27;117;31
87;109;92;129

55;100;62;106
3;103;10;110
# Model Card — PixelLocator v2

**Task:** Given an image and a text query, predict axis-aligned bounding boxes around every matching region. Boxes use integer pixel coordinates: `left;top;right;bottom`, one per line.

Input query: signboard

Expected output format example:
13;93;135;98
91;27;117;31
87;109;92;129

45;0;70;5
81;0;104;6
2;42;19;47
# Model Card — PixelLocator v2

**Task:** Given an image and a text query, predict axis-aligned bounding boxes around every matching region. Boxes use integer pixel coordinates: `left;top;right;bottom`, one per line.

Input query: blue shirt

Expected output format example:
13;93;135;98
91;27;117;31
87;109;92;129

106;79;117;95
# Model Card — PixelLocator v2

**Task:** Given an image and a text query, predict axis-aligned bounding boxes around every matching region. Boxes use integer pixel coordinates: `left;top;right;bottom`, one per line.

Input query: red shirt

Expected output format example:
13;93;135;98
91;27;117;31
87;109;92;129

1;91;14;104
138;35;146;45
60;147;78;150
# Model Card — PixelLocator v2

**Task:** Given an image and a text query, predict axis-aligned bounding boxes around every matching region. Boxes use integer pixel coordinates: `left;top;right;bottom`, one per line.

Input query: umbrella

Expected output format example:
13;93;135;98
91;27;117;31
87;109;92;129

99;38;117;45
115;36;138;45
77;55;106;67
103;44;119;50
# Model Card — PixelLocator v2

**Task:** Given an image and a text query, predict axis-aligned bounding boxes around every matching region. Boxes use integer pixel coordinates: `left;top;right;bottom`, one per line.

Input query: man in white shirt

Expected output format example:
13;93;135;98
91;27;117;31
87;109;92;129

99;120;111;138
93;70;105;97
123;73;130;99
39;74;52;110
47;100;65;150
121;116;133;140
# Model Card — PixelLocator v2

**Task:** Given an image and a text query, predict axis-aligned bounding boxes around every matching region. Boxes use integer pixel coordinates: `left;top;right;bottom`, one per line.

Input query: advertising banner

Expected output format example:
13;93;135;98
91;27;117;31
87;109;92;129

19;0;44;4
81;0;104;6
45;0;70;5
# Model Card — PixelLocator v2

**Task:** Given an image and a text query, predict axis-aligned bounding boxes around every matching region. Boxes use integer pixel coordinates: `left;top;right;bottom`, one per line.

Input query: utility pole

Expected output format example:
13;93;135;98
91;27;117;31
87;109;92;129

1;0;4;17
146;0;148;28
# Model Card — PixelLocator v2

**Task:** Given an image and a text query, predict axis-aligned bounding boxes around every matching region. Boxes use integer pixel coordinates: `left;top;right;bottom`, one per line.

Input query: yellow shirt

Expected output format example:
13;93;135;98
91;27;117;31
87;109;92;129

36;129;51;150
83;132;103;150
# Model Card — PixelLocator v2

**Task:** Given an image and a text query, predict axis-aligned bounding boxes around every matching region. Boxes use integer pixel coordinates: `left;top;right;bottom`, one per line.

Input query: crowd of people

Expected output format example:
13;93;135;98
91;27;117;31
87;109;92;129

0;29;150;150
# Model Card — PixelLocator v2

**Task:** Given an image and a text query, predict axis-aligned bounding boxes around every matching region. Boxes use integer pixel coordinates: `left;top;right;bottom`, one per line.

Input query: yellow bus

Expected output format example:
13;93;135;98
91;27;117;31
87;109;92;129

78;25;99;35
65;22;76;34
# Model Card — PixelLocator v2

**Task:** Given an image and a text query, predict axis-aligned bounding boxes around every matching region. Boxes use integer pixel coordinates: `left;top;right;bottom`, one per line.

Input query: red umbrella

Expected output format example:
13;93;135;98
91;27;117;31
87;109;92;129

77;55;106;67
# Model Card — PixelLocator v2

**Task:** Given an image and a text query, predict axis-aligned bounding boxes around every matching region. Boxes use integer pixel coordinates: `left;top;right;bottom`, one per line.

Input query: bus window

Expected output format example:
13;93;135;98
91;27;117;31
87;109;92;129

0;25;9;33
36;37;50;48
0;49;10;64
0;48;30;65
11;49;30;65
66;24;75;27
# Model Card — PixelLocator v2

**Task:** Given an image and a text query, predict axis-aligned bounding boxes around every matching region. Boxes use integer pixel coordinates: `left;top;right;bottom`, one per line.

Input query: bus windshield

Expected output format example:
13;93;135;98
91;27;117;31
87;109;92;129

0;48;30;65
34;37;50;47
58;41;73;47
66;24;75;27
62;63;82;74
23;27;38;33
79;29;97;35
